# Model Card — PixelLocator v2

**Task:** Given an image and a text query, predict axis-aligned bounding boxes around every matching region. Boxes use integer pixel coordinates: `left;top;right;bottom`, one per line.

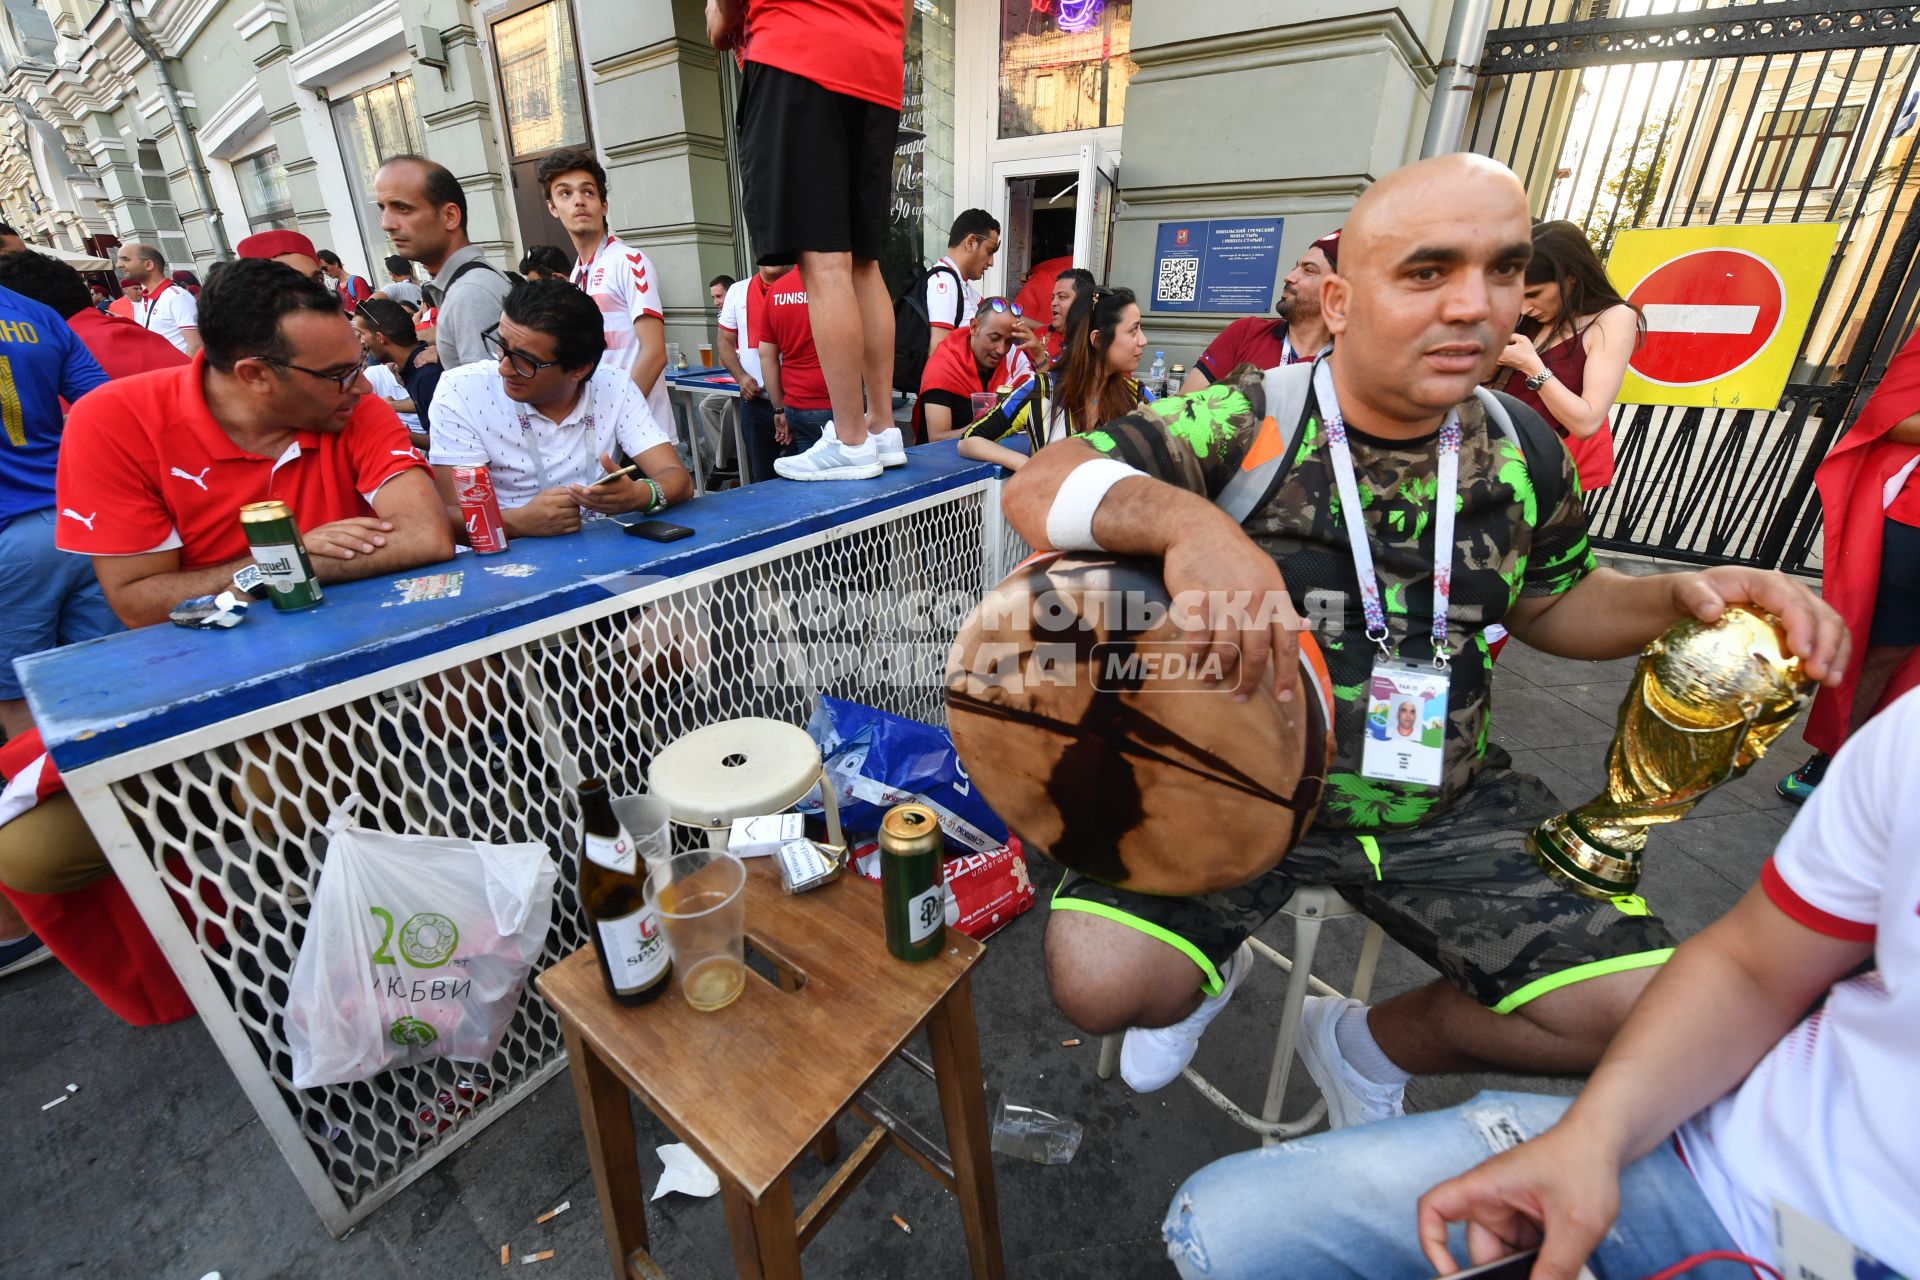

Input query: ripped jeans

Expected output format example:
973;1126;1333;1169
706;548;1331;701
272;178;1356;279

1163;1092;1738;1280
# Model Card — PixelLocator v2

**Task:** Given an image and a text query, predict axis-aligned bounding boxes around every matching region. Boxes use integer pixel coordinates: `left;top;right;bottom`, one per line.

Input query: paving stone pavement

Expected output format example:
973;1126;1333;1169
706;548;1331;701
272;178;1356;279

0;627;1817;1280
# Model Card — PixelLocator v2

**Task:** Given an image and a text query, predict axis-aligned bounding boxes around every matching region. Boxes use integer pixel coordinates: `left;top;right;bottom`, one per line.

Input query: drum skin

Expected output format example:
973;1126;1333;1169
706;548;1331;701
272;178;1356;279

945;552;1333;896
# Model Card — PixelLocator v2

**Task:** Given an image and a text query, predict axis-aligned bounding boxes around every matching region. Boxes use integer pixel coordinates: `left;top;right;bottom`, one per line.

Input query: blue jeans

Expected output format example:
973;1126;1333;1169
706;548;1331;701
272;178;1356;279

739;395;780;484
1163;1092;1738;1280
781;407;830;456
0;507;123;700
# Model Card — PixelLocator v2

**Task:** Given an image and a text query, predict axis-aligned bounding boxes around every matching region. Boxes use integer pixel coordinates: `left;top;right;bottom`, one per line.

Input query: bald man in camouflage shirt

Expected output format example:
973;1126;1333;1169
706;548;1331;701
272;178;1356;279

1001;154;1850;1124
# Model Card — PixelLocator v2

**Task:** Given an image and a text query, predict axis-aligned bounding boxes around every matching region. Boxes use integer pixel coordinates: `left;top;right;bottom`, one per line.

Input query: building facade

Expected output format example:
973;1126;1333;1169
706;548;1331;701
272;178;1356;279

0;0;1460;366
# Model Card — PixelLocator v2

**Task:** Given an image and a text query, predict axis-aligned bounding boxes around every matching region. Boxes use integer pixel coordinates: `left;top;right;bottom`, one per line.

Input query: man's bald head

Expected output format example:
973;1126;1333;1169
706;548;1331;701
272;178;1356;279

1321;154;1533;435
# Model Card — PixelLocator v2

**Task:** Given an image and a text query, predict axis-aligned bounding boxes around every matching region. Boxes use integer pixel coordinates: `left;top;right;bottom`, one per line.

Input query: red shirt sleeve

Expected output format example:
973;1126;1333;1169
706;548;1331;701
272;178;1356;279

1194;319;1252;382
54;388;177;555
346;398;429;502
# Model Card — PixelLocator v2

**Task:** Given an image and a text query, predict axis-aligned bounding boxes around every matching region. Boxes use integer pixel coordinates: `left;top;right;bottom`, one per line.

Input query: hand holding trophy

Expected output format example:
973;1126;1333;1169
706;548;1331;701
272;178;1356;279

1528;605;1814;898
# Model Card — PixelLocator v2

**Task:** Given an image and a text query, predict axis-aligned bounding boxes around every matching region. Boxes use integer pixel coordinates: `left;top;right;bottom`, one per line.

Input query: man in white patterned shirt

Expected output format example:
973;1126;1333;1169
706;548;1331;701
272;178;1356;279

427;279;689;541
537;148;672;440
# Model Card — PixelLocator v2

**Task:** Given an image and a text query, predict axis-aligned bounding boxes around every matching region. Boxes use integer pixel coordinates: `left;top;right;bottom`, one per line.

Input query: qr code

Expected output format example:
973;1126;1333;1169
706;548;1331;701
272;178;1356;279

1156;255;1200;304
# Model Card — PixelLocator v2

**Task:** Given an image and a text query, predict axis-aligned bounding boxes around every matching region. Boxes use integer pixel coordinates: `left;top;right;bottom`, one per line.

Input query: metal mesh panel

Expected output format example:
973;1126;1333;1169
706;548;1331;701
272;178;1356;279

99;488;987;1227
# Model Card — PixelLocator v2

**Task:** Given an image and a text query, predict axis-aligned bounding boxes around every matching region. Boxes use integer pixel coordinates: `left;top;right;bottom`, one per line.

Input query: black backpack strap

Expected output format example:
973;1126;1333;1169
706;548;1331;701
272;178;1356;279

446;257;502;289
929;263;965;327
1472;387;1569;526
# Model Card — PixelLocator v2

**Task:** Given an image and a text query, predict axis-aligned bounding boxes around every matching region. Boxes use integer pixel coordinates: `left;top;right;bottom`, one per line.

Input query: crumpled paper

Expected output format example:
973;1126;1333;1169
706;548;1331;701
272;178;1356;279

651;1142;719;1200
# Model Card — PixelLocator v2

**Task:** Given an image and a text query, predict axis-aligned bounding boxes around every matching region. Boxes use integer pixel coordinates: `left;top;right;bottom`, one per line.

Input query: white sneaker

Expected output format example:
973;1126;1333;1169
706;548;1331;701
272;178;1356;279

872;425;907;468
1119;942;1254;1093
773;422;882;481
1295;995;1406;1129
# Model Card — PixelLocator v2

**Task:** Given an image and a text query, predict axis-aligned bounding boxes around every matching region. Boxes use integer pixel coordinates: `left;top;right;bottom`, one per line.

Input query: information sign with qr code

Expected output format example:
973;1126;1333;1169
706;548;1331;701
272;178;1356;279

1152;218;1284;314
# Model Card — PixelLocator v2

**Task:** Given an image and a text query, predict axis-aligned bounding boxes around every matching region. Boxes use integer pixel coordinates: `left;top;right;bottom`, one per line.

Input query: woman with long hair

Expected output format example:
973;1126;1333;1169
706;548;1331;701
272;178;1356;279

958;284;1151;471
1494;219;1641;493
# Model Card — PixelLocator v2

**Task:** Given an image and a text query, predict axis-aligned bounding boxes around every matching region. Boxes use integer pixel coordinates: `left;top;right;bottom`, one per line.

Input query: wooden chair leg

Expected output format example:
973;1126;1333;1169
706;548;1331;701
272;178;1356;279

719;1175;803;1280
924;973;1008;1280
560;1019;650;1280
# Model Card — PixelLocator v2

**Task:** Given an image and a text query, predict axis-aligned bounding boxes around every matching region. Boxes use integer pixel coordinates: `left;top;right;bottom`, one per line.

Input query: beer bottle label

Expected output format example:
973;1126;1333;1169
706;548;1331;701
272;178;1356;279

585;831;636;876
250;543;311;592
907;883;944;944
595;905;669;992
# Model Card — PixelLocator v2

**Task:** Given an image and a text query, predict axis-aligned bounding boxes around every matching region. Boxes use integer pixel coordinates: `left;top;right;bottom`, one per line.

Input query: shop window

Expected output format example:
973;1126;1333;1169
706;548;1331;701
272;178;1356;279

492;0;588;157
881;0;957;299
233;146;296;233
998;0;1134;139
331;76;424;268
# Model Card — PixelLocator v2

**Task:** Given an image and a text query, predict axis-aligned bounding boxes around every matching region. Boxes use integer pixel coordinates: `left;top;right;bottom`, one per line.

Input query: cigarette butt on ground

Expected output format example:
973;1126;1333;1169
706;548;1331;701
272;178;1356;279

499;1244;509;1266
41;1094;68;1111
521;1250;554;1265
891;1213;912;1235
535;1199;571;1224
1061;1038;1082;1047
65;1083;77;1093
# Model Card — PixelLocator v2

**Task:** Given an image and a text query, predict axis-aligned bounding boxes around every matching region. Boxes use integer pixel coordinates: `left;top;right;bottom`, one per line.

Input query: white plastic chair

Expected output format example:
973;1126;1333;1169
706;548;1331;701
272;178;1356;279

1096;886;1386;1145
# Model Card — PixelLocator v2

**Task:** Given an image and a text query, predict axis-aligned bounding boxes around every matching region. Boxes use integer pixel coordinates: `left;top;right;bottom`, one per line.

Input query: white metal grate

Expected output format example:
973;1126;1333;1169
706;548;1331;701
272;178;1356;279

86;484;991;1232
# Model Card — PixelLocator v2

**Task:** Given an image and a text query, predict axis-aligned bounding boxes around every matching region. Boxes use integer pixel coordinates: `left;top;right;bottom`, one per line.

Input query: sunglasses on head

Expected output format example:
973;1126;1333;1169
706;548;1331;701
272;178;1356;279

977;297;1023;318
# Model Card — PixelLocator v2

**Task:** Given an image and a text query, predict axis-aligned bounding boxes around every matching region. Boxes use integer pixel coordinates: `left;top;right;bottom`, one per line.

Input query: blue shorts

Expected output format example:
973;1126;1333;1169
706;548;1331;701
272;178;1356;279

0;507;123;700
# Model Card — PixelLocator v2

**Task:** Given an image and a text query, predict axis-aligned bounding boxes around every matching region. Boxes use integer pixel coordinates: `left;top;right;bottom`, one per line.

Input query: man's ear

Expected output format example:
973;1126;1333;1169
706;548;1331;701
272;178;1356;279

230;357;276;396
1321;272;1351;337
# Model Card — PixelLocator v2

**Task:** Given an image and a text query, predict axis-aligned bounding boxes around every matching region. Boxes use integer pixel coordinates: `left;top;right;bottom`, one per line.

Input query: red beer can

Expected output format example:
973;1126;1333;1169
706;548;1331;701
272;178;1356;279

452;465;509;554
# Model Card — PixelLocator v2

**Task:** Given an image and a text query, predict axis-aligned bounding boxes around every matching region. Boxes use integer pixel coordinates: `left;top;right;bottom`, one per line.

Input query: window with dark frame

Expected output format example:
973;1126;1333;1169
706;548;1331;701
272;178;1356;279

1744;104;1863;192
233;146;297;232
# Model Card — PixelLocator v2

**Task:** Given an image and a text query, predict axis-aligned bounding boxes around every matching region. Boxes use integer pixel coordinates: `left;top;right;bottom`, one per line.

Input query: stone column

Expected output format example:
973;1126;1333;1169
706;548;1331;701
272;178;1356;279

573;0;739;355
410;0;517;268
237;2;340;251
79;106;159;244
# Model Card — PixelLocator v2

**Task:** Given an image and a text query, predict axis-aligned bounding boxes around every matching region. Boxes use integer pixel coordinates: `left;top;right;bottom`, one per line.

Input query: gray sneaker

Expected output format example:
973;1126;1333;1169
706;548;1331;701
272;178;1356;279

1295;995;1406;1129
774;422;882;481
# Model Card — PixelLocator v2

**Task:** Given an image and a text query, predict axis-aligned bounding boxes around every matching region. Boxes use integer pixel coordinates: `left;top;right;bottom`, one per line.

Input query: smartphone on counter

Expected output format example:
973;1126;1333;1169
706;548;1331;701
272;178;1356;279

1438;1250;1541;1280
622;520;694;542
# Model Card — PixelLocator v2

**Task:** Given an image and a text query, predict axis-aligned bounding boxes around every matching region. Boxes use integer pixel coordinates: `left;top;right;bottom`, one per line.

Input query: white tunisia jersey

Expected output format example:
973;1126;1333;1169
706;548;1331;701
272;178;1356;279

1675;687;1920;1275
573;233;670;439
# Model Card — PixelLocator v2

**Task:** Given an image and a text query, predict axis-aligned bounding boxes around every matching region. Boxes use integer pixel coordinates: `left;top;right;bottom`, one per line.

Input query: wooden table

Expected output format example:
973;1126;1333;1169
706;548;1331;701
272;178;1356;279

537;861;1006;1279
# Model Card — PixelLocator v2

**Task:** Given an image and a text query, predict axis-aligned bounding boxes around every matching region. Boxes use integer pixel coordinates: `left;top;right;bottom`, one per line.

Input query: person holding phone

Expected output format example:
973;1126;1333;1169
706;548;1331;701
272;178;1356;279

1492;220;1641;495
427;279;691;540
1163;689;1919;1280
916;297;1035;444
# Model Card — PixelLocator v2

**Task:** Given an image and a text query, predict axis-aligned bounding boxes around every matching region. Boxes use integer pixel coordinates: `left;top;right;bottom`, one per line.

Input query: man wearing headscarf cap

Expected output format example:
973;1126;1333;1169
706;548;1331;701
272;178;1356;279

1181;230;1341;392
235;230;326;288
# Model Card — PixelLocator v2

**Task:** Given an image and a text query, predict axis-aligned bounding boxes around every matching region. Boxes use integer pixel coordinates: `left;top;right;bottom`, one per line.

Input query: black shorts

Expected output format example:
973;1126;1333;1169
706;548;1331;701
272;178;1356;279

1051;756;1676;1011
737;62;896;266
1869;516;1920;646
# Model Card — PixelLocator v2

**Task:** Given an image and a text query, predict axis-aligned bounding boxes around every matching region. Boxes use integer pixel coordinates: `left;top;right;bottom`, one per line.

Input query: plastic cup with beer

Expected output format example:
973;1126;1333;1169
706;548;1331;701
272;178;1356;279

699;342;714;367
969;391;997;425
644;849;747;1011
610;793;674;874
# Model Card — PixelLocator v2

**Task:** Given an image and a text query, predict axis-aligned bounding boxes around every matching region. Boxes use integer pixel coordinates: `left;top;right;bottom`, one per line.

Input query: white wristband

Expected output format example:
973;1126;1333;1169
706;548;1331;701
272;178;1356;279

1045;457;1143;552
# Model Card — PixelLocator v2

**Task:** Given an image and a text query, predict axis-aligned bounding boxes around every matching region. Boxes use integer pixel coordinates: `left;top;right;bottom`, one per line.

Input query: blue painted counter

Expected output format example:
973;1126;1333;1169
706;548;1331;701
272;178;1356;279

21;445;994;773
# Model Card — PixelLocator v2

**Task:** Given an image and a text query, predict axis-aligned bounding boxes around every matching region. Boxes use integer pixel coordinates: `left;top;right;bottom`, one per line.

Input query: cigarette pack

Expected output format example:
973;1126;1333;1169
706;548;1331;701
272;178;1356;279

728;813;804;858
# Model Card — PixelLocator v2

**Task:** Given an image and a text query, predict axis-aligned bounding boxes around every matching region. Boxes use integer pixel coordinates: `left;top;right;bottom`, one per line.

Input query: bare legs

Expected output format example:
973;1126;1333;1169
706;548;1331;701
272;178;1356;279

797;251;896;444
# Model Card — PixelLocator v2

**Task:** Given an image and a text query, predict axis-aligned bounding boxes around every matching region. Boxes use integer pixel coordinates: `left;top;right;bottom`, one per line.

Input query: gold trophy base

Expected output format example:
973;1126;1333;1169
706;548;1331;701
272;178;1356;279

1527;813;1642;900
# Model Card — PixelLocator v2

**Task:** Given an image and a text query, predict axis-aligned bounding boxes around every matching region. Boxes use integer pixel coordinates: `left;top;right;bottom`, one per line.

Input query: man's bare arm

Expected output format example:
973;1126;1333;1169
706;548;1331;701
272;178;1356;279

354;469;455;575
178;328;203;355
631;315;668;399
93;550;254;629
1504;563;1848;686
716;328;760;397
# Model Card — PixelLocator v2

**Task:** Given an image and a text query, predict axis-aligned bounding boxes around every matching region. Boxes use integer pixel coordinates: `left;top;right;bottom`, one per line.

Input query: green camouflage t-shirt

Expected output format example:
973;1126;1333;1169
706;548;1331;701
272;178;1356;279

1083;368;1595;832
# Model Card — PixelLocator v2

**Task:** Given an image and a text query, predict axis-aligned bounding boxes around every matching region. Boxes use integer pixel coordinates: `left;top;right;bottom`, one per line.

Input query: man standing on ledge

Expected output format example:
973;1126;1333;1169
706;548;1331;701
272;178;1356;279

707;0;909;481
116;242;200;355
1181;231;1339;391
1003;154;1848;1124
375;156;511;370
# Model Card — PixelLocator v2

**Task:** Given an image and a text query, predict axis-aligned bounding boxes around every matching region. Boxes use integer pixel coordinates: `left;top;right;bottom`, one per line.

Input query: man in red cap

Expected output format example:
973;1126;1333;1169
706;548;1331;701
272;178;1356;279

235;229;327;288
1181;230;1340;391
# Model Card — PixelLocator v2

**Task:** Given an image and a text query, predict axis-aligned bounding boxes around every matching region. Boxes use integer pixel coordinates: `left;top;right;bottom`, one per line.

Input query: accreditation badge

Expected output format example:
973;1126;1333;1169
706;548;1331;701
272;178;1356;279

1361;660;1448;787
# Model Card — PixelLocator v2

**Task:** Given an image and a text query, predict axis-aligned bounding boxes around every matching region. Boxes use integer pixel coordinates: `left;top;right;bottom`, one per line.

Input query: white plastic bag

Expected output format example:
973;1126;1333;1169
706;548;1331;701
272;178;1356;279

286;825;558;1089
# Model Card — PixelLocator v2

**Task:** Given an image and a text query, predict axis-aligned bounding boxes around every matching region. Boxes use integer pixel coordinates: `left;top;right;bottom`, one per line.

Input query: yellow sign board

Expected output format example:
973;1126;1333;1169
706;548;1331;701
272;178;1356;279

1605;222;1839;409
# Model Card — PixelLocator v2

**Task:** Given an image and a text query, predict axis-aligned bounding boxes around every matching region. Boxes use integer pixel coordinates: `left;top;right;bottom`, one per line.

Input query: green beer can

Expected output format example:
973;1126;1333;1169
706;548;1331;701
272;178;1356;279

239;500;324;611
880;803;944;962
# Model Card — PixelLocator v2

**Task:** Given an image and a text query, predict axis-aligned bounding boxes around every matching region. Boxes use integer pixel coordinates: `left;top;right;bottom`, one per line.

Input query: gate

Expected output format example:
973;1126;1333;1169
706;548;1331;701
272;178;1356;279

1467;0;1920;574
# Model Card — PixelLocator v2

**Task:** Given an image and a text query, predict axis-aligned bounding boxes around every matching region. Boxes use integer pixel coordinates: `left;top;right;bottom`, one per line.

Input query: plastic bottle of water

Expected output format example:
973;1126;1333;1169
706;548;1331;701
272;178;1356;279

1147;351;1166;396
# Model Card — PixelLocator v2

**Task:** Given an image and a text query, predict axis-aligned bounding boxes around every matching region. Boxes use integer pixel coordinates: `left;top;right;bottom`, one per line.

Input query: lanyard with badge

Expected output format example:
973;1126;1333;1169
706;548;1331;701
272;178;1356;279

1312;360;1457;788
515;380;598;511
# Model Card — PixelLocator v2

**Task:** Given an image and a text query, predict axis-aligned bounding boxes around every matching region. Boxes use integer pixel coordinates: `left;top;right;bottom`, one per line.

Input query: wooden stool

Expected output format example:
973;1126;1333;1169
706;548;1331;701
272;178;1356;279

538;859;1007;1279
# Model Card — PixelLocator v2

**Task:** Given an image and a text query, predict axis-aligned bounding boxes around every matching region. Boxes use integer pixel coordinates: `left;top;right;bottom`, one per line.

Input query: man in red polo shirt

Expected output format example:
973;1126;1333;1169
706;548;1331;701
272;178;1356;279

1181;230;1340;391
0;250;186;380
55;258;453;627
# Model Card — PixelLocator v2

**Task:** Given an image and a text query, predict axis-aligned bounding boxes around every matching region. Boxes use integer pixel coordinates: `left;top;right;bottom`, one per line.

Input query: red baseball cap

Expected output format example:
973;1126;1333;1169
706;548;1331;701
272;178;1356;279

236;229;318;261
1309;229;1341;270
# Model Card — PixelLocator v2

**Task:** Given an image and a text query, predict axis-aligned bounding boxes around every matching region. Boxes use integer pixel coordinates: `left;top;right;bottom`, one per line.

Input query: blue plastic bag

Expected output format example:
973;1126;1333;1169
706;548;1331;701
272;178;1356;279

800;696;1008;853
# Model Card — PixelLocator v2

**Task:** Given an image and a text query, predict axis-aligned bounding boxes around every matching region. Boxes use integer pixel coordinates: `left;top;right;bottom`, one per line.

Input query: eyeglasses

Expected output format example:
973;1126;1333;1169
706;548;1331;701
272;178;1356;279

482;323;564;378
976;297;1023;318
256;350;368;392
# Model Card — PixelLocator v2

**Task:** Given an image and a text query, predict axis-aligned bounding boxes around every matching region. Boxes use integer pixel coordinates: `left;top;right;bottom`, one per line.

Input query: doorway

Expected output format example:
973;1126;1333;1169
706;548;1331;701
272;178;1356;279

489;0;592;257
1002;171;1078;304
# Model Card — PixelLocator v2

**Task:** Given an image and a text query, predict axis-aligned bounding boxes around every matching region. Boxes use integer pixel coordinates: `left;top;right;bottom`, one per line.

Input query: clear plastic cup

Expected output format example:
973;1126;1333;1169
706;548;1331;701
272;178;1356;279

970;391;997;424
645;850;747;1011
610;793;674;874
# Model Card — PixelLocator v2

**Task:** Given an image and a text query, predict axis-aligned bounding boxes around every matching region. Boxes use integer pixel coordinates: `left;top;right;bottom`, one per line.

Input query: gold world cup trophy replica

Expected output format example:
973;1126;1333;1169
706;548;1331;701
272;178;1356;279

1528;605;1815;899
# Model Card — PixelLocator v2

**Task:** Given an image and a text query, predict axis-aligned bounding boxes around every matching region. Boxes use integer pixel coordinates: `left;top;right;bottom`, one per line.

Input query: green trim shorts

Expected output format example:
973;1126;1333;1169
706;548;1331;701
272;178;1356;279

1051;761;1674;1012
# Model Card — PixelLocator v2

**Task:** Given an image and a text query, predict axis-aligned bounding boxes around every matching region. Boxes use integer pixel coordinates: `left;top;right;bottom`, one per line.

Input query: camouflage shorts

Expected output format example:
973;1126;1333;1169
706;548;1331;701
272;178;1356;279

1051;762;1676;1012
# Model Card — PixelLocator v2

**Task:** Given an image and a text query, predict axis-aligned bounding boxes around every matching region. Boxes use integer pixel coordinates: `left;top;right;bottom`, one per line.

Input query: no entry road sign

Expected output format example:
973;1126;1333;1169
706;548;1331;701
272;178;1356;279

1606;222;1839;409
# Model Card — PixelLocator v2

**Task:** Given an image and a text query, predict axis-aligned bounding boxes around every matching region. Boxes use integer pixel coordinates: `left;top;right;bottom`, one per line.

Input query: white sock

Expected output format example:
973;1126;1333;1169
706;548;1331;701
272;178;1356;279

1333;1003;1411;1087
